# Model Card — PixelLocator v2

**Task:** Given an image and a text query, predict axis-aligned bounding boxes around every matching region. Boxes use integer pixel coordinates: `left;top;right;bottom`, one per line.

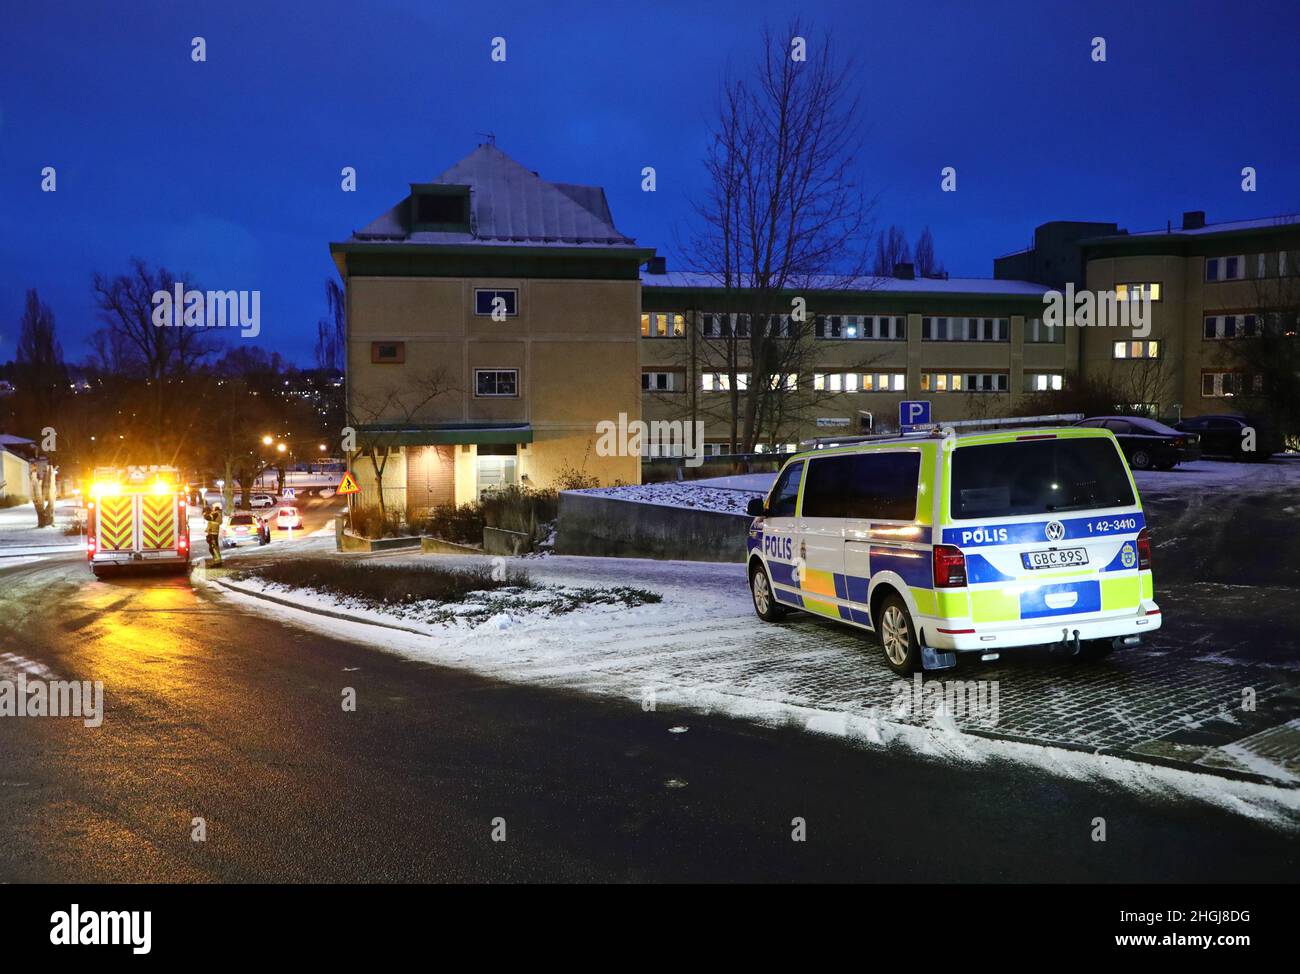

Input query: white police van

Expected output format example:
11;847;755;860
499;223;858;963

745;427;1161;673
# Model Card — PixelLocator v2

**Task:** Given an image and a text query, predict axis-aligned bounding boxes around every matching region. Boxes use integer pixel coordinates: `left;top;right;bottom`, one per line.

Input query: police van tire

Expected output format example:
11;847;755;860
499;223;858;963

749;562;786;622
877;594;921;675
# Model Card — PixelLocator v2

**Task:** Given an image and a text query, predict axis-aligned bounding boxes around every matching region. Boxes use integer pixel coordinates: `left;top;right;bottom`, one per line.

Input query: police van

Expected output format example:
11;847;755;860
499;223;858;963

745;427;1160;673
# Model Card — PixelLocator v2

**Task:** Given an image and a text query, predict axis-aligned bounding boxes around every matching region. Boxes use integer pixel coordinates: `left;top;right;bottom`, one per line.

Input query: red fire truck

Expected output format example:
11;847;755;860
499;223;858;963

85;466;191;576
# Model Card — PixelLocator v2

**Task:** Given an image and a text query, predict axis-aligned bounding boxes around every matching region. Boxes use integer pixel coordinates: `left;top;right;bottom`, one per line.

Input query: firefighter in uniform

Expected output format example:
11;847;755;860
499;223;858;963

205;504;224;566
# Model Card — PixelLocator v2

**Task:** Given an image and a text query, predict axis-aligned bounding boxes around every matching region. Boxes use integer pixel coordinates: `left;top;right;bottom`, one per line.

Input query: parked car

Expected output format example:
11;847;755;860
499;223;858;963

275;506;303;530
222;512;270;547
745;426;1160;674
247;493;276;509
1173;414;1280;461
1073;416;1200;470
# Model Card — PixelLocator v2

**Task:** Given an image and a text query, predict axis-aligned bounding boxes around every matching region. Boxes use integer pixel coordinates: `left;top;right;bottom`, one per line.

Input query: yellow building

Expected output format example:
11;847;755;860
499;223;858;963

639;264;1062;452
1074;212;1300;418
330;145;652;517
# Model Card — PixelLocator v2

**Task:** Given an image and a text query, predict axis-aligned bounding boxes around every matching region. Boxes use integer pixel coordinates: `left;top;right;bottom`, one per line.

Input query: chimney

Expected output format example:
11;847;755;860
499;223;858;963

646;256;667;275
893;262;915;280
1182;210;1206;230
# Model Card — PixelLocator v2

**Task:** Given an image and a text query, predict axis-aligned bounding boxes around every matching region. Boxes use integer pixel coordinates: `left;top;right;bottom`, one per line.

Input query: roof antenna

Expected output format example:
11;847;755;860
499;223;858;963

477;131;496;147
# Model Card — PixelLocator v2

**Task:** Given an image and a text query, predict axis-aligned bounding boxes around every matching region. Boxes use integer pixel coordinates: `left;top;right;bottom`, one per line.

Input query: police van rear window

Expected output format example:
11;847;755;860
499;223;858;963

950;438;1134;519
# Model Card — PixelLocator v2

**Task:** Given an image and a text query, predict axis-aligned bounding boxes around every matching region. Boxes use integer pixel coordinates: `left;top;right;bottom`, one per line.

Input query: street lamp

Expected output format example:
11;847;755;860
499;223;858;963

262;435;273;446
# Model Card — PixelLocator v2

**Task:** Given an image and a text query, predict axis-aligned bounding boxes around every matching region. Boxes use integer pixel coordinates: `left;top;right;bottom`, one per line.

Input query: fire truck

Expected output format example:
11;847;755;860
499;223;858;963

85;466;191;576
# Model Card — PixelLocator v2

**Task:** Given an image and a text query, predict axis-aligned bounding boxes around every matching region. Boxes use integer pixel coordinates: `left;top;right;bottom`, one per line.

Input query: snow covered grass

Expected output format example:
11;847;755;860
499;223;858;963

574;481;761;515
227;557;661;627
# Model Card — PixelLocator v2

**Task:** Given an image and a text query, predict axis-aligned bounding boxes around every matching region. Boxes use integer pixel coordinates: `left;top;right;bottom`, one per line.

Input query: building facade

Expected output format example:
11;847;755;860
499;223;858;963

1072;213;1300;420
331;145;651;516
639;268;1065;452
335;149;1297;511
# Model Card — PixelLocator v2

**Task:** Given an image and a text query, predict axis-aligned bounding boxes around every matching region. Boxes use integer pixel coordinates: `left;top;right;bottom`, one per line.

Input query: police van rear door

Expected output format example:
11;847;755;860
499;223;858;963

945;431;1145;623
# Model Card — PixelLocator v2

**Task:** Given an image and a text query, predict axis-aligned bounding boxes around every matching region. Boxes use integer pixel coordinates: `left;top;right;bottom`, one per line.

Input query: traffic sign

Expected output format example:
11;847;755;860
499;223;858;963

899;400;931;430
283;487;295;500
336;471;361;496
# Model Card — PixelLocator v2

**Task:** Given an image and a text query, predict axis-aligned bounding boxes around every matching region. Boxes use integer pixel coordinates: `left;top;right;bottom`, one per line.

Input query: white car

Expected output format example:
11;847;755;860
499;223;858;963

275;506;303;530
248;493;276;509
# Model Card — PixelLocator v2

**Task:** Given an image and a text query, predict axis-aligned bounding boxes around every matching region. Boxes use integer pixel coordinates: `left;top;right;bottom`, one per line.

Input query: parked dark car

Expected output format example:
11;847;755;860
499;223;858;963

1174;414;1280;461
1073;416;1201;470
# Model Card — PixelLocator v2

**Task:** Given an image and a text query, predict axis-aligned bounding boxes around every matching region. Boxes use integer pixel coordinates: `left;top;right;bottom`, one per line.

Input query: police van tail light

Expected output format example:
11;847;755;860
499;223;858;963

933;545;967;588
1136;528;1152;571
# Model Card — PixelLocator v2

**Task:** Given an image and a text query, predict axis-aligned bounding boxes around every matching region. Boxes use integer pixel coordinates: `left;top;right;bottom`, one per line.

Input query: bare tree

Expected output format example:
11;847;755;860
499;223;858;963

685;19;876;452
913;227;946;278
872;225;911;277
15;290;66;423
91;259;220;460
316;278;347;372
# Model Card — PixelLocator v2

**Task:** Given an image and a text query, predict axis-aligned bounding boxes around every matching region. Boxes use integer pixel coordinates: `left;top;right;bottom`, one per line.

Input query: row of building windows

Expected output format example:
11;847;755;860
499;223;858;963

642;312;1050;342
661;370;1066;394
1202;371;1263;398
1204;314;1259;339
1112;340;1161;359
1206;251;1291;283
919;372;1010;393
920;317;1009;342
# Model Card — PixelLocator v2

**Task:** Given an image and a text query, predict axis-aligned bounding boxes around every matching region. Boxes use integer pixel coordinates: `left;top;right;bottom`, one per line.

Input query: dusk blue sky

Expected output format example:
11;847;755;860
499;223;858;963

2;0;1297;364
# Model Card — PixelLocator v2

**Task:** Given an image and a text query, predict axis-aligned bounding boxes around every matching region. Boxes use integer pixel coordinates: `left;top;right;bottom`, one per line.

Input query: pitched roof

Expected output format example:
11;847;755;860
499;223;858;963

344;145;637;248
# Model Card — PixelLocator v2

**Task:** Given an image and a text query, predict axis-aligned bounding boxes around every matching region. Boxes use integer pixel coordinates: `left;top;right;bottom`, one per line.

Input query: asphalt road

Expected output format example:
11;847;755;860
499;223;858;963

0;551;1296;882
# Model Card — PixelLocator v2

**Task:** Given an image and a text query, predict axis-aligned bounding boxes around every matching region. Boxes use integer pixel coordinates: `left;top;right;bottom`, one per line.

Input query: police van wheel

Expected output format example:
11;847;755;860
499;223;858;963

877;594;921;675
749;563;786;622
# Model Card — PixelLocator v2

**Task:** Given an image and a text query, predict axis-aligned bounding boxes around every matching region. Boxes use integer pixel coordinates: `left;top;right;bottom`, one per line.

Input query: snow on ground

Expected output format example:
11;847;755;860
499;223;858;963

574;481;761;514
1132;456;1300;496
205;548;1300;825
0;499;81;550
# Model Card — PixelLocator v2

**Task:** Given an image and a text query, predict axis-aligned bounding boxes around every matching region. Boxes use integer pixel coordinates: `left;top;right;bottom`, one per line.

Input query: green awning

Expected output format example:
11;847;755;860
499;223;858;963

356;424;533;447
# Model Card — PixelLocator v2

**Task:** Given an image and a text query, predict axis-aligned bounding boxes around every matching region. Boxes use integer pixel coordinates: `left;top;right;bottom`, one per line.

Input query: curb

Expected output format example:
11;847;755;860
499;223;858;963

204;576;433;637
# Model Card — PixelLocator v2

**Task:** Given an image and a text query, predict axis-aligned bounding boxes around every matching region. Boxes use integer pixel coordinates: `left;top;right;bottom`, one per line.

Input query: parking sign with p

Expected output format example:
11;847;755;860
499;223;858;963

900;400;931;431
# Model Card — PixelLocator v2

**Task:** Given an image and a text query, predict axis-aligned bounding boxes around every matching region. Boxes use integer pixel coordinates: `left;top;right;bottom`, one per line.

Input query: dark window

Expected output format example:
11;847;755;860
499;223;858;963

1205;258;1219;281
1103;419;1133;434
1226;256;1239;278
416;192;468;225
475;369;518;397
1204;317;1217;338
950;438;1135;519
371;341;405;364
474;289;518;316
768;461;805;518
800;451;921;520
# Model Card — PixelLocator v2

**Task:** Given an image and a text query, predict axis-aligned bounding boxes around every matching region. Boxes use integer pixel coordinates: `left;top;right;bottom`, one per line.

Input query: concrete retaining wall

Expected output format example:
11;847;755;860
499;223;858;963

420;537;482;555
338;531;423;553
555;492;749;562
483;526;532;556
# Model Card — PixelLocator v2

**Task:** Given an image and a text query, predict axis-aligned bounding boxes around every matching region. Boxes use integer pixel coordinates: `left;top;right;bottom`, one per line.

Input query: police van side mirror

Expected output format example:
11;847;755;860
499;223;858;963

747;498;766;517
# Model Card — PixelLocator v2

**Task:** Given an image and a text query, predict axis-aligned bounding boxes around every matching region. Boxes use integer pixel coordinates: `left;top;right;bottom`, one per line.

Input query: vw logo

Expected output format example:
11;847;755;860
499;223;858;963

1045;520;1066;542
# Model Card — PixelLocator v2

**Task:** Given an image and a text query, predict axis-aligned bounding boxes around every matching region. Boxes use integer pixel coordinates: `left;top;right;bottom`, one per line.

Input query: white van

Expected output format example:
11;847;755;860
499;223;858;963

745;427;1161;673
